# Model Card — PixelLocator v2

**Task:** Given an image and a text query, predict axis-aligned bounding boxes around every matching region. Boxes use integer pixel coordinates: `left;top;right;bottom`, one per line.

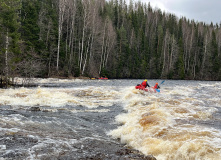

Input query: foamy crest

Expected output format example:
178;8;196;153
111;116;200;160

0;86;121;109
109;85;221;160
13;77;85;84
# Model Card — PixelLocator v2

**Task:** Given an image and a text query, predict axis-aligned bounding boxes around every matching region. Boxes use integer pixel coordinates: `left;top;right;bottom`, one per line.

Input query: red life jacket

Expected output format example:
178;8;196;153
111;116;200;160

141;81;147;87
135;84;146;90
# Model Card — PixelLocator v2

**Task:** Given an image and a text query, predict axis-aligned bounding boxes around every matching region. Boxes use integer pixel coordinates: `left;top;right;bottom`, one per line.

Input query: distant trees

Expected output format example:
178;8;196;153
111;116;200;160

0;0;221;84
0;0;21;86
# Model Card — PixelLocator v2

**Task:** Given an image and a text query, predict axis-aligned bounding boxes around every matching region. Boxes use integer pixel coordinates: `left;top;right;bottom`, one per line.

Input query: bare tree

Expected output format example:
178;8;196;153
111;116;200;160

79;0;106;76
161;29;170;77
99;18;116;75
57;0;67;72
201;27;212;79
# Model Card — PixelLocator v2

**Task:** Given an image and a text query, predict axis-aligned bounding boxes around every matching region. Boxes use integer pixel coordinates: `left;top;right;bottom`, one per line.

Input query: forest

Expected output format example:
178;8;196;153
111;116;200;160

0;0;221;87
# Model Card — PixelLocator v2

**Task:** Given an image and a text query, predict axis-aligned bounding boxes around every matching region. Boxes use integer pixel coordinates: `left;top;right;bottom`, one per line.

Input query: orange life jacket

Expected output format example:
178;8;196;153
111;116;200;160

154;84;159;89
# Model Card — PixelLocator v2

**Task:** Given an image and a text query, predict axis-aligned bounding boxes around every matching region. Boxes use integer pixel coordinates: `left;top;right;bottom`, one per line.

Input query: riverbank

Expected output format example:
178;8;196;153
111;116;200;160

0;76;91;88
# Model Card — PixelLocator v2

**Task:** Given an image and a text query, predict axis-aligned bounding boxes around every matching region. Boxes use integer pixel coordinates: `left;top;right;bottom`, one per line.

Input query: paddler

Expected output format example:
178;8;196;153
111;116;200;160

153;82;160;89
135;79;150;90
141;79;150;88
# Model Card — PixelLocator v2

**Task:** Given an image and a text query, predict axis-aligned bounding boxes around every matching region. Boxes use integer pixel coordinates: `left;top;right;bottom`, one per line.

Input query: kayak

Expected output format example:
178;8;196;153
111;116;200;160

135;85;160;93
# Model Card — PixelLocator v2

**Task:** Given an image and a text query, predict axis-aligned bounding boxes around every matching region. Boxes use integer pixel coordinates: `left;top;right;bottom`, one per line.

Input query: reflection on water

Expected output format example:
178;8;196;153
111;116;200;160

0;79;221;159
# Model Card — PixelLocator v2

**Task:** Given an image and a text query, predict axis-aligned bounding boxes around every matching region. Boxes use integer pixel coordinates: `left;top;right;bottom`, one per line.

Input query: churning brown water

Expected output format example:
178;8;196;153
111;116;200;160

0;78;221;160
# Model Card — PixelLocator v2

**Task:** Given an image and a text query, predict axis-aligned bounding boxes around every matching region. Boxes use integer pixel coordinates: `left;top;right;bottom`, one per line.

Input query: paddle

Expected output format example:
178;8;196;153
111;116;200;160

160;80;165;86
155;80;165;93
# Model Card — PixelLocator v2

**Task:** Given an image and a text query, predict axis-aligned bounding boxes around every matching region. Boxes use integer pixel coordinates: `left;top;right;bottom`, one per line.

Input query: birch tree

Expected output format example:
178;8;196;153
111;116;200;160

99;18;116;75
57;0;66;72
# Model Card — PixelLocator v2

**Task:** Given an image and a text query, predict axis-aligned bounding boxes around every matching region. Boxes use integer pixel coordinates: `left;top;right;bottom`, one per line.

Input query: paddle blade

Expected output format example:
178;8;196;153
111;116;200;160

160;80;165;85
155;89;160;92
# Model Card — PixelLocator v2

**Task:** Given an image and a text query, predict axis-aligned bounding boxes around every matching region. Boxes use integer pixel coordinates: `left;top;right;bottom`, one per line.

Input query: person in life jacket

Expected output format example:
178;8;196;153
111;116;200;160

135;79;150;90
141;79;150;88
153;82;160;89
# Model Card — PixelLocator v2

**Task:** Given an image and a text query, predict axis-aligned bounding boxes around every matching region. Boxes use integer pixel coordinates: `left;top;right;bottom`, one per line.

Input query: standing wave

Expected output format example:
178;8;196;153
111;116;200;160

109;83;221;160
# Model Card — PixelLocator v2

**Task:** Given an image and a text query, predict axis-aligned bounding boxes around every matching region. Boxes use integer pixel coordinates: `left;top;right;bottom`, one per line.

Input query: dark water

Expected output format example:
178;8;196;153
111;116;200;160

0;79;157;160
0;79;221;160
0;105;154;159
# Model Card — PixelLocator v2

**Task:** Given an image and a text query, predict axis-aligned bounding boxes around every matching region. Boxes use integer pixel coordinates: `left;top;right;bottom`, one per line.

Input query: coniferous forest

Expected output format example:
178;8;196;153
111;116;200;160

1;0;221;85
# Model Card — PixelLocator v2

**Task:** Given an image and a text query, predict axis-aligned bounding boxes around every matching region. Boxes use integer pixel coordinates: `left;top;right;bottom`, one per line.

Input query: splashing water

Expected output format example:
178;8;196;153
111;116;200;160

109;80;221;160
0;79;221;159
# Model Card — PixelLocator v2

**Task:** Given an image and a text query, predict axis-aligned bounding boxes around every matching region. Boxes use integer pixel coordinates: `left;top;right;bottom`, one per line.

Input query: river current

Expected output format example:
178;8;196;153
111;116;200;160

0;78;221;160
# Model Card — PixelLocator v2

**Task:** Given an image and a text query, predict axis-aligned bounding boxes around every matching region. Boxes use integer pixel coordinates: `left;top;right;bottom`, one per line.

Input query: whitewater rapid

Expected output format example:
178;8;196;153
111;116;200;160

110;80;221;160
0;78;221;159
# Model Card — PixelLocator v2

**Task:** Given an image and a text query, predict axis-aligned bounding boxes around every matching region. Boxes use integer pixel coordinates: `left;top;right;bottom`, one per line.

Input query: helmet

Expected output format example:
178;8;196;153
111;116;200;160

144;79;147;81
156;83;158;85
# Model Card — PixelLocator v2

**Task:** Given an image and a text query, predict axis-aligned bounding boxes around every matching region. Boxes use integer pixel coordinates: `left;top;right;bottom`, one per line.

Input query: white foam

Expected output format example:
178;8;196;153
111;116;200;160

0;145;6;150
0;86;121;108
109;82;221;159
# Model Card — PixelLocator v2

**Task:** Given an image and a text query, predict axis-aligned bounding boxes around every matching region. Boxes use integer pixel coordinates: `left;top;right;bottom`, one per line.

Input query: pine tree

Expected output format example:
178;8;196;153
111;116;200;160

21;0;42;51
211;30;220;79
0;0;21;86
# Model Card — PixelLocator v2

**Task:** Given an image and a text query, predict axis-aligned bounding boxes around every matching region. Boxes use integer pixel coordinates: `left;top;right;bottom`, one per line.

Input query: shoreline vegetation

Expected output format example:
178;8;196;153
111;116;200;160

0;0;221;84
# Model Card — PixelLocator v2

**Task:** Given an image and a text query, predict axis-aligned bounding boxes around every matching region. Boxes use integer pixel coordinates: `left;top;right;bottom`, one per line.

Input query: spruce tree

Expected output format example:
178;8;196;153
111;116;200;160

0;0;21;86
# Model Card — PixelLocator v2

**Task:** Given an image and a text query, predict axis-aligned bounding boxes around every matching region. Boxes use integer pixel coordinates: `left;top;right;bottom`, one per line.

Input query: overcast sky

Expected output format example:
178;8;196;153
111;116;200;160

125;0;221;24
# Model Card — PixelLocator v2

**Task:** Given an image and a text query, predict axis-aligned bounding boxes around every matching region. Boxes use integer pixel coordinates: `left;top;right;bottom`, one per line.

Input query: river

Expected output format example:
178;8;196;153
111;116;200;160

0;78;221;160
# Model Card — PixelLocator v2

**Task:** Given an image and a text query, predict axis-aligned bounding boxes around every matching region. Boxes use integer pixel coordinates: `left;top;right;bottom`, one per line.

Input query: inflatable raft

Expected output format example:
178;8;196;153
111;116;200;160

135;85;160;93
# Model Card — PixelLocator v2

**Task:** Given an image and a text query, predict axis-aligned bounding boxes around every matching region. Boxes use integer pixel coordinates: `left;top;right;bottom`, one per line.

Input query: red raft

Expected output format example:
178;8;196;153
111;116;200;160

135;85;159;93
98;77;108;80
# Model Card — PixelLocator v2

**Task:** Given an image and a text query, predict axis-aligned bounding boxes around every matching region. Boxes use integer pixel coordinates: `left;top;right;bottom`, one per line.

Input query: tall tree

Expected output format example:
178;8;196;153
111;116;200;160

57;0;67;72
0;0;21;86
211;30;220;79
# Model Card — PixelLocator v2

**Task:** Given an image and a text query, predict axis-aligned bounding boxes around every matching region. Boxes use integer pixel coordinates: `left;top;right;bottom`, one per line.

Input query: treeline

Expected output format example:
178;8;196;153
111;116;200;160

0;0;221;84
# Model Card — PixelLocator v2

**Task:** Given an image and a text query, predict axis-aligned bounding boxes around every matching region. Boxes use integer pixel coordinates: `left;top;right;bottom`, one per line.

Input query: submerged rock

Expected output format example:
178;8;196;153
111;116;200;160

29;106;41;112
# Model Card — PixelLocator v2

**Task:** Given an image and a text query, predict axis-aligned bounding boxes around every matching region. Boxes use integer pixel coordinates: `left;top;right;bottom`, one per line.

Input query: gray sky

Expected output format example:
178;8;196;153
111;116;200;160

126;0;221;24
